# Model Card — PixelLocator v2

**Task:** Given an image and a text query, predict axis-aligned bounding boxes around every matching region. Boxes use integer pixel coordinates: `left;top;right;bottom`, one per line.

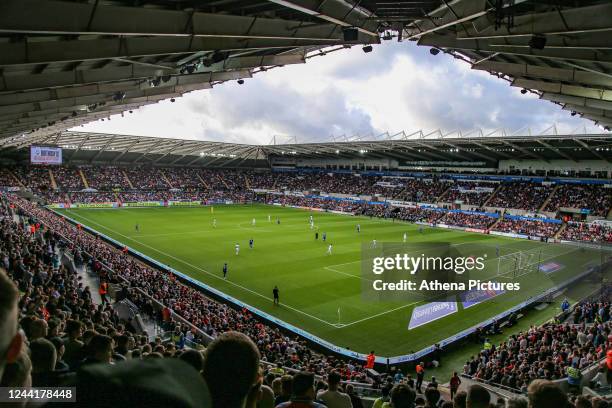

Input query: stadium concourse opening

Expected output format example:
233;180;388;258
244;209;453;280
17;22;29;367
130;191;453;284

1;0;612;407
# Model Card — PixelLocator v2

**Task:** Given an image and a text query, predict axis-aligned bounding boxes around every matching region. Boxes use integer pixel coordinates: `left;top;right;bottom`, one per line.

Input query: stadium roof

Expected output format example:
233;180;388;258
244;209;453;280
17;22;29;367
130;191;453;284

403;0;612;130
1;130;610;166
0;0;611;147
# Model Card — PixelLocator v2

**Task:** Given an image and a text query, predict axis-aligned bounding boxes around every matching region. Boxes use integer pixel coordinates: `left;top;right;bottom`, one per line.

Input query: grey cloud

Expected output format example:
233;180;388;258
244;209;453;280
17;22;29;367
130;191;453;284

187;79;377;142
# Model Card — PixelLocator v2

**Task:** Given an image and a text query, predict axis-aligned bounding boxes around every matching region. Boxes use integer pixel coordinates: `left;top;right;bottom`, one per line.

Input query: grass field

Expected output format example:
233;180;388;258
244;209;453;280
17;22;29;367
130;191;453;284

56;204;603;358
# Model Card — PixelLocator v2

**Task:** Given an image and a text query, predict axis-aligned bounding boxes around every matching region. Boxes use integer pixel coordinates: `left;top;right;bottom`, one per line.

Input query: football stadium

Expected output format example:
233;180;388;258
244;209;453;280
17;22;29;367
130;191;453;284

0;1;611;407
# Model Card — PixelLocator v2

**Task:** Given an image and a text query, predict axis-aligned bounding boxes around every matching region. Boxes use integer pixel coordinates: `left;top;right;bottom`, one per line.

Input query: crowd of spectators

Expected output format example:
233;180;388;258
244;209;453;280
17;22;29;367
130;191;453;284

560;223;612;243
492;219;561;238
1;191;611;407
52;167;84;190
81;166;130;190
268;195;372;214
124;167;172;190
394;178;450;204
0;168;20;188
438;212;496;230
3;194;372;386
488;183;552;211
11;165;53;192
440;181;497;206
3;165;612;245
546;185;611;217
465;290;611;395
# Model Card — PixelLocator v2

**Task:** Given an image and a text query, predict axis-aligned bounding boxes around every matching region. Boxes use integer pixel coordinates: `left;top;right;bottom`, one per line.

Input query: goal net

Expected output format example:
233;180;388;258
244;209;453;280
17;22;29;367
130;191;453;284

495;245;583;280
496;247;542;279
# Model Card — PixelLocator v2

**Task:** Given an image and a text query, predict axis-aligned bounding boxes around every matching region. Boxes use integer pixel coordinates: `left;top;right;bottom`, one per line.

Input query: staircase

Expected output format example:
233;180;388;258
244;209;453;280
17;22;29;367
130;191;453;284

271;174;279;190
436;185;452;202
217;174;230;189
539;185;560;213
488;213;504;231
160;170;173;188
244;173;251;189
607;207;612;220
196;172;210;189
482;183;503;207
48;169;58;189
122;170;134;189
8;169;26;188
554;223;567;240
79;169;89;189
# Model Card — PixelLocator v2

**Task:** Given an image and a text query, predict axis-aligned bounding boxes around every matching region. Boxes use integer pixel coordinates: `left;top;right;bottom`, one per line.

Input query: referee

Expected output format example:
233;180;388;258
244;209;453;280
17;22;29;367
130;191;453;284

273;286;279;305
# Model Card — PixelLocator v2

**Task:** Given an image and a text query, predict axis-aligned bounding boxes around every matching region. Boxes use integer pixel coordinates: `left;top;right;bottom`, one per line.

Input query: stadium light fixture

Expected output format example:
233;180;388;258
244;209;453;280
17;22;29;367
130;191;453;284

237;79;245;85
170;98;176;103
430;48;440;56
528;34;547;50
520;89;527;94
362;45;373;53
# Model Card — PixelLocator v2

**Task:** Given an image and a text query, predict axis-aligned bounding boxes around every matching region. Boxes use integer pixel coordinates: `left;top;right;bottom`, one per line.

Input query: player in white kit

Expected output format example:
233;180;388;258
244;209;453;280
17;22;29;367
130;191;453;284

327;244;333;255
235;243;240;255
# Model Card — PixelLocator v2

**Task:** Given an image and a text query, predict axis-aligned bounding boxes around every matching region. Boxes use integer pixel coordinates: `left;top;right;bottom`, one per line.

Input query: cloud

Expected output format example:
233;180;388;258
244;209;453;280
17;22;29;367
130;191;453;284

74;41;602;143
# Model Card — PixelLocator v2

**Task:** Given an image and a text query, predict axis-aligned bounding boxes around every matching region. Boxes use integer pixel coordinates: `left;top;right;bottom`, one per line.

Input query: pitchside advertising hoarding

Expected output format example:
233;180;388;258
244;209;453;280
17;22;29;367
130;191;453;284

30;145;62;165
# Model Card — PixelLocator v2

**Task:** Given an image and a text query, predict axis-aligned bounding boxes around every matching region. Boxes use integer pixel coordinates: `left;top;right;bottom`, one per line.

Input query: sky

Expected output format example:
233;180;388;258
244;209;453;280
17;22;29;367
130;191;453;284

74;41;603;144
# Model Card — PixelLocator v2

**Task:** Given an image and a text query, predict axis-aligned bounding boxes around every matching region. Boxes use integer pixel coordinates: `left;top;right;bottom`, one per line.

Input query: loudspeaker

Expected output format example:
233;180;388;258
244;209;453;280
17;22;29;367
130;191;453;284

343;27;358;42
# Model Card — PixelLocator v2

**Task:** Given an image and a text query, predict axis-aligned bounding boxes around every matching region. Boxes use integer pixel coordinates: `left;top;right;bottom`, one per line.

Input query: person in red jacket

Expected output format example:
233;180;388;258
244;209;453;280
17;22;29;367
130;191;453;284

98;280;109;304
365;351;375;369
449;371;462;398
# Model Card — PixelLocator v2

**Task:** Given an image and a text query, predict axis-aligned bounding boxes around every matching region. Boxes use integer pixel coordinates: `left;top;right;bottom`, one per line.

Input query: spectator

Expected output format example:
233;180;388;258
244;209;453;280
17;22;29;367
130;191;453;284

82;334;114;366
203;331;261;408
453;391;467;408
345;384;363;408
466;384;490;408
179;349;203;373
276;371;325;408
29;338;59;386
275;375;293;406
449;372;461;399
0;269;22;381
389;384;415;408
316;370;351;408
372;384;391;408
526;380;566;408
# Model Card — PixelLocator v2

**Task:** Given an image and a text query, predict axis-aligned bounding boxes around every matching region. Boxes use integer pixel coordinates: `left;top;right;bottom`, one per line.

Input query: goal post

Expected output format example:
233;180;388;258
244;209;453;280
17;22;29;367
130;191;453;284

496;247;543;279
496;244;583;280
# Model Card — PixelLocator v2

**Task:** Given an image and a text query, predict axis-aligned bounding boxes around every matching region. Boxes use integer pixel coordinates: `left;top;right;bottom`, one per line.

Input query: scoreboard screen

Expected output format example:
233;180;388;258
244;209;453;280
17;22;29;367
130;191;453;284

30;146;62;165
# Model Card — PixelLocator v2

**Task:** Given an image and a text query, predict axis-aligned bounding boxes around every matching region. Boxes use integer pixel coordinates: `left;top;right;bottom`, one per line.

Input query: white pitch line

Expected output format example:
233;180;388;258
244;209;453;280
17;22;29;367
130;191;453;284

66;211;339;328
339;300;421;328
323;265;374;282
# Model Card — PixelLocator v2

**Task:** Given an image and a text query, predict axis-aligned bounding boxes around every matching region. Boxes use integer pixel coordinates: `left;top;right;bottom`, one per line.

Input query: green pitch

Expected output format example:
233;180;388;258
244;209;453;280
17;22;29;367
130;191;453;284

56;204;602;357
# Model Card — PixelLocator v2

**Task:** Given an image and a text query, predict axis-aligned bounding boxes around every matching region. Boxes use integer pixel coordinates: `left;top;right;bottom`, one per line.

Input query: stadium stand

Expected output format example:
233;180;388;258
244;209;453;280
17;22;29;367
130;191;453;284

545;185;611;217
1;191;611;407
1;0;611;404
2;164;610;244
487;183;554;212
